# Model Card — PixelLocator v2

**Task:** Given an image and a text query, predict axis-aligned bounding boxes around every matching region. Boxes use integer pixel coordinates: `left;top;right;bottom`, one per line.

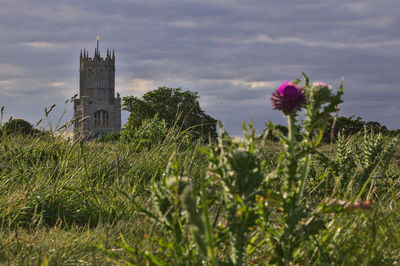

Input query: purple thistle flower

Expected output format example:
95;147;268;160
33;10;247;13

271;80;306;115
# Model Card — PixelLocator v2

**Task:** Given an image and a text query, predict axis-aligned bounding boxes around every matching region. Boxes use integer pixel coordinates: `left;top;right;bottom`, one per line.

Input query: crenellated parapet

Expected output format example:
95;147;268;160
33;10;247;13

80;48;115;64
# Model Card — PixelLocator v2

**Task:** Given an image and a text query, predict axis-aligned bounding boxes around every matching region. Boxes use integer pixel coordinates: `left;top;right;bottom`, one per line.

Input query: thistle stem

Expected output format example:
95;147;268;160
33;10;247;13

287;114;297;192
298;154;310;204
287;114;296;149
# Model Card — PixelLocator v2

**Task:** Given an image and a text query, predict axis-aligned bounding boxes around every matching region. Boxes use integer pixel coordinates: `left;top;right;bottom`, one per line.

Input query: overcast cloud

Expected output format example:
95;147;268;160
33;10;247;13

1;0;399;135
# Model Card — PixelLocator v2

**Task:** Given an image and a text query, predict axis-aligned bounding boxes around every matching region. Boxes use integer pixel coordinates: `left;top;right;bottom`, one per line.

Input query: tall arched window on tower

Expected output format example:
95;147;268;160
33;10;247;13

93;110;109;127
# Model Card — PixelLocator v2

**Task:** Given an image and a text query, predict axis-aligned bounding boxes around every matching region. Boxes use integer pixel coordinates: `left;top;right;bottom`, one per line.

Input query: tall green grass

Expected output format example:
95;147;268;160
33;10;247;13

0;128;399;264
0;125;205;264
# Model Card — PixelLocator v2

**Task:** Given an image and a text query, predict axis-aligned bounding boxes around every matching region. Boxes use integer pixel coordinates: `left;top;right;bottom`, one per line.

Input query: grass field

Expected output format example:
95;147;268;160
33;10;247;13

1;125;399;265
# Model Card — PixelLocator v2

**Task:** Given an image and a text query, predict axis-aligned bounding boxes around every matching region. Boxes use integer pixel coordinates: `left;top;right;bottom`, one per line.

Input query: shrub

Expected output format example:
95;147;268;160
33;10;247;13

2;118;38;136
95;132;121;143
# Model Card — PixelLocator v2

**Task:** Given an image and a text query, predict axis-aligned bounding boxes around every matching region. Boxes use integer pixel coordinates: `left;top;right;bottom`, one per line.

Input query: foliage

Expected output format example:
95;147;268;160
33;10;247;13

2;118;38;136
123;87;217;141
121;114;168;147
313;128;399;198
95;132;121;143
322;116;391;142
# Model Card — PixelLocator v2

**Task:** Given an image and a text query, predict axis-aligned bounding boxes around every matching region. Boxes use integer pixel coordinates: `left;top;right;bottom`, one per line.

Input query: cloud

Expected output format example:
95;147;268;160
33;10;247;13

117;78;157;97
228;79;280;91
23;42;58;49
0;63;24;79
49;82;65;87
245;34;400;50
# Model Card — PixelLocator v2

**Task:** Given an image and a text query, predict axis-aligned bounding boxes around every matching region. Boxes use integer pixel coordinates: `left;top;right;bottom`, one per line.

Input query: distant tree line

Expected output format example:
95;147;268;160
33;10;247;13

323;116;398;141
265;116;400;143
2;106;398;145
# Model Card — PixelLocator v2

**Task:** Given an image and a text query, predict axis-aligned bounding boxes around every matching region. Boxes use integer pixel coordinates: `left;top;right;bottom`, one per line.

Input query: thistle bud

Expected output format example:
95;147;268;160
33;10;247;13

310;82;332;103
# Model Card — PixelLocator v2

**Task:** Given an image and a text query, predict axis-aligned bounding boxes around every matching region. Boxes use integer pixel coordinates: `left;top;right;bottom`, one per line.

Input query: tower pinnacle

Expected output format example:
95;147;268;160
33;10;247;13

97;35;99;54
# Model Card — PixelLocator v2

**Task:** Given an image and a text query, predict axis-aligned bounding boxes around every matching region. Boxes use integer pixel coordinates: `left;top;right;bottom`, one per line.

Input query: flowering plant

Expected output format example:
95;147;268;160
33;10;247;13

264;74;344;263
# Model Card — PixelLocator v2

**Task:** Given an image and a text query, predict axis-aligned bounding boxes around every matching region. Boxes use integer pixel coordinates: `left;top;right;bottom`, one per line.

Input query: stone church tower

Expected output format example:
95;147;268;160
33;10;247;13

73;38;121;138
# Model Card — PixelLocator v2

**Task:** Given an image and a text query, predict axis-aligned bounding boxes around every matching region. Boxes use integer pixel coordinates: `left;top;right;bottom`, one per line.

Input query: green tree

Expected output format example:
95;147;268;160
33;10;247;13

2;118;36;136
123;87;217;140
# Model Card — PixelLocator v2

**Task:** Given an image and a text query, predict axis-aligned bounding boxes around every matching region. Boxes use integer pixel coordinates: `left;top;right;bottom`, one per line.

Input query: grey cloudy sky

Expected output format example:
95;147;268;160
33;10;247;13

1;0;399;135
